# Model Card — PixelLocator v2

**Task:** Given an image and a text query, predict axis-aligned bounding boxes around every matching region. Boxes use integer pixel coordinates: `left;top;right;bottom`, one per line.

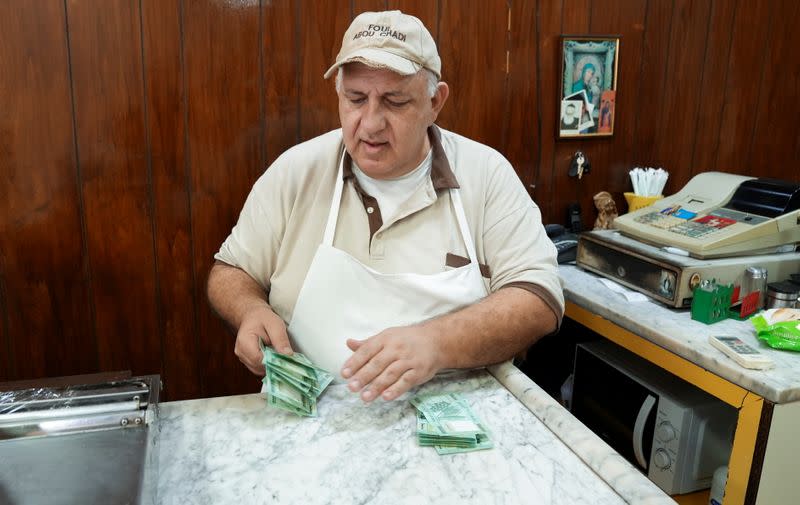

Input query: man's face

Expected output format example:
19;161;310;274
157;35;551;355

565;105;575;117
338;63;448;179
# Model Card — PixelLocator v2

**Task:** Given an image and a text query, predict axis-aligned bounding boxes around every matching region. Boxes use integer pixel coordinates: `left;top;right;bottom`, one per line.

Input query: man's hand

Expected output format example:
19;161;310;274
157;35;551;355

340;326;443;402
207;262;294;377
234;305;293;376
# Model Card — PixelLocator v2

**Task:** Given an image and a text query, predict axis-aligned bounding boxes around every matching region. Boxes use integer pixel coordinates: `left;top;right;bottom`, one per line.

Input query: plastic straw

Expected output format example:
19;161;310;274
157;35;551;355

629;167;669;196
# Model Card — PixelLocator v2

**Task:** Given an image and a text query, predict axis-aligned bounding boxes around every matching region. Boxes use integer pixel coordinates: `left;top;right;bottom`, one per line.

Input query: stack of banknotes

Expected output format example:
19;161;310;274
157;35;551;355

261;343;334;417
411;392;493;455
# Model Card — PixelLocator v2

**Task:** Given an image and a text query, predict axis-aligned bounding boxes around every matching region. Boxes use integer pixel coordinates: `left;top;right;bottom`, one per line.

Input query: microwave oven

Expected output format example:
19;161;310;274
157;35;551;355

571;340;737;495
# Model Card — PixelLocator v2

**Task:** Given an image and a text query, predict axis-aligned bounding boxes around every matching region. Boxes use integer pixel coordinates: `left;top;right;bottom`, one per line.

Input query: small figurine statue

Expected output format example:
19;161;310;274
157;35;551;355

593;191;618;230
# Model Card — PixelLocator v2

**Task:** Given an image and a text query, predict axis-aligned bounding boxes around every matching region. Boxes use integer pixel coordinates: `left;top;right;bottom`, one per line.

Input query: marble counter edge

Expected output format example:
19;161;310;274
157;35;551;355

489;362;676;505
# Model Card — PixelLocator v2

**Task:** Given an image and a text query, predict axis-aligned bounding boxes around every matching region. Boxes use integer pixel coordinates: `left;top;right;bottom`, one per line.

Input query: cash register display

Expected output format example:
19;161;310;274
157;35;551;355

614;172;800;258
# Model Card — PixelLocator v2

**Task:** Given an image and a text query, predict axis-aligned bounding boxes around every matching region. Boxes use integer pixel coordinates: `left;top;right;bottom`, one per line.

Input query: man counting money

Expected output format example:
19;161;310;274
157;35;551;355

207;10;563;403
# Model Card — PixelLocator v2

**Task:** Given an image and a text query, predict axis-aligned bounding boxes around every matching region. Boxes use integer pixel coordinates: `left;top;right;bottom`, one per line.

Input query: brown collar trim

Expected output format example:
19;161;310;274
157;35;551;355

343;149;355;179
342;126;459;190
428;125;459;190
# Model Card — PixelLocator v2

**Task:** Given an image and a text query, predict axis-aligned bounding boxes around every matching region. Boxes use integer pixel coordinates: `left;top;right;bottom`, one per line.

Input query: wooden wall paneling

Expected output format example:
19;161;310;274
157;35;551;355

264;0;301;166
437;0;509;149
582;0;647;219
550;0;590;228
66;0;160;376
714;0;774;174
631;0;674;172
0;0;96;380
747;0;800;180
353;0;389;15
298;0;352;141
649;0;711;190
690;0;737;178
796;127;800;176
535;0;565;224
184;0;264;397
388;0;438;39
0;278;8;380
140;0;199;401
0;200;7;378
503;1;539;192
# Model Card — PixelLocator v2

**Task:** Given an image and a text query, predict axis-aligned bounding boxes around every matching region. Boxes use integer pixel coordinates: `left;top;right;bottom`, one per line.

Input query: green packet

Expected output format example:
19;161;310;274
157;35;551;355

750;308;800;351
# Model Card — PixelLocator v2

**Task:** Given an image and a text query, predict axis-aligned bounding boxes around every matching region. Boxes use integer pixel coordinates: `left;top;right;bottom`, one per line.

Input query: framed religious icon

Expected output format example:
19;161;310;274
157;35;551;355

559;36;619;138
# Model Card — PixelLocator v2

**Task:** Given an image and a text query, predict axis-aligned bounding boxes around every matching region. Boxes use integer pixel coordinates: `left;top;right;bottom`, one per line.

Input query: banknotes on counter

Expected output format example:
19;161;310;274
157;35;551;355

261;342;333;417
411;392;493;455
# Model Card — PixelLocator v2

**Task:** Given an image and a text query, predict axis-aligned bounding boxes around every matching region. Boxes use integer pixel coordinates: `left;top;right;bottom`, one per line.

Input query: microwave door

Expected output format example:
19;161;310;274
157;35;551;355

571;345;658;471
633;395;657;469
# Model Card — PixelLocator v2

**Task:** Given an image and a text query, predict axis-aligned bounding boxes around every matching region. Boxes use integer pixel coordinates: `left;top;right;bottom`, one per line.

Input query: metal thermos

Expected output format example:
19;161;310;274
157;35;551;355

766;281;800;309
742;266;768;309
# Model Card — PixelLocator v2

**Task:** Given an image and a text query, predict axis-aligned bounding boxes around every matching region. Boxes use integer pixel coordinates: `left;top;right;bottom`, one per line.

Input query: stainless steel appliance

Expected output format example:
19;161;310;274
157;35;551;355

576;229;800;307
0;373;161;505
571;340;737;495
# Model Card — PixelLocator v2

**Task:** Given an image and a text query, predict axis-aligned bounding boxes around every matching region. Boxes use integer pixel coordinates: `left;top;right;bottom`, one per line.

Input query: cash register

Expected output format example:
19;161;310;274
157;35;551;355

576;172;800;307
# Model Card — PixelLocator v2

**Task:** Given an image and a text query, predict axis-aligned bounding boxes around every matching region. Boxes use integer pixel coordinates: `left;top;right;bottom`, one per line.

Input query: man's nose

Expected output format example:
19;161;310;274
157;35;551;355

361;99;386;133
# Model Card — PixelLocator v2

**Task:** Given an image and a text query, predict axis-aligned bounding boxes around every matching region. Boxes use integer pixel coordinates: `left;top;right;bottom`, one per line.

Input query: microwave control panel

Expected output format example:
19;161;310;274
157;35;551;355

649;397;684;491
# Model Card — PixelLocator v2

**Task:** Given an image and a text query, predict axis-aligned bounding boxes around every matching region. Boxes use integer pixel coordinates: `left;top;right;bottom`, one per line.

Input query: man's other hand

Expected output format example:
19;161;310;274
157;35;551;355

234;305;293;376
341;326;443;402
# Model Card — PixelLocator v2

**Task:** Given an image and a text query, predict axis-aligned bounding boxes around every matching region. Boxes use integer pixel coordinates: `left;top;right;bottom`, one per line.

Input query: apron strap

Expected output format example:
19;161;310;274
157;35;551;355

449;188;479;264
322;150;347;247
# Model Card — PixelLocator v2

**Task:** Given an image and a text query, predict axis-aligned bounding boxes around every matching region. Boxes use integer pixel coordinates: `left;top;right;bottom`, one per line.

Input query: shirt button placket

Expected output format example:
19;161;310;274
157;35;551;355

371;233;384;257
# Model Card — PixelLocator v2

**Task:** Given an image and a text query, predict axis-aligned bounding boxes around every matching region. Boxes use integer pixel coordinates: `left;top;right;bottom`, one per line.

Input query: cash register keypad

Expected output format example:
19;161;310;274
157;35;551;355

634;212;725;239
634;212;685;229
668;221;719;238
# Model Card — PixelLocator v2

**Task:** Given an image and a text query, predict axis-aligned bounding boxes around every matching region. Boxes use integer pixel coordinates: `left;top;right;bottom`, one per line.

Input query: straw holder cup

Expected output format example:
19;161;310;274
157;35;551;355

624;192;663;213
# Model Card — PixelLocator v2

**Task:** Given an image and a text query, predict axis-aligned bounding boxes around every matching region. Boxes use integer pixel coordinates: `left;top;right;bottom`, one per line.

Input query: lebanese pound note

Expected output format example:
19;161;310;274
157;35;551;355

264;369;315;415
411;393;487;437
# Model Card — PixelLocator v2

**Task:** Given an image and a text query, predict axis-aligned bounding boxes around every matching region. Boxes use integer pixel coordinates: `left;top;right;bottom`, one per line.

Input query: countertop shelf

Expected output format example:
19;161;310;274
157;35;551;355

559;265;800;404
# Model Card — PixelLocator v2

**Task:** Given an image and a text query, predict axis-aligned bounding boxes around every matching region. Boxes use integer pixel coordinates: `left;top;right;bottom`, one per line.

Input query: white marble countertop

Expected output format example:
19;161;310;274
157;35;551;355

156;366;673;505
560;265;800;404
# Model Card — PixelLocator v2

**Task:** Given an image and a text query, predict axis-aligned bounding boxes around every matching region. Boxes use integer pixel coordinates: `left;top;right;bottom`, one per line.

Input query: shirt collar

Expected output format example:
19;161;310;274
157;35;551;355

343;125;459;190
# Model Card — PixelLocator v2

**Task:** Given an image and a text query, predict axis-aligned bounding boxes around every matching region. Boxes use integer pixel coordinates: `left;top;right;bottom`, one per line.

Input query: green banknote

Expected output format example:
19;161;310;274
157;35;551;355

264;369;314;411
260;342;332;417
416;410;478;447
411;392;493;455
434;433;493;455
266;388;317;417
263;348;317;382
411;393;486;436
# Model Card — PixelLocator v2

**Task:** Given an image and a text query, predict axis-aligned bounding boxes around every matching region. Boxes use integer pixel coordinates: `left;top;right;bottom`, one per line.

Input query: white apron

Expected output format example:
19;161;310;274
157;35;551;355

278;151;488;383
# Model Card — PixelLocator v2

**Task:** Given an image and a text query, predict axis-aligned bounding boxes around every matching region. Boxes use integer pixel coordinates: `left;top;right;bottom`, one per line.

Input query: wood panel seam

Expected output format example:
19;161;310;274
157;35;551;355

744;2;776;171
177;0;204;398
138;0;167;387
62;0;101;372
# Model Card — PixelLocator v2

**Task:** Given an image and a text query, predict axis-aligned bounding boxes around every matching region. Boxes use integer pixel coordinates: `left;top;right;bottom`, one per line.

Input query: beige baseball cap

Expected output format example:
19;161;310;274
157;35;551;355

323;10;441;80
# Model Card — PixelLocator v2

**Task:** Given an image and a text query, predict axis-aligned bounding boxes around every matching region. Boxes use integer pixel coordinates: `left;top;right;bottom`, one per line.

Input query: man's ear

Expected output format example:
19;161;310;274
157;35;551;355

430;82;449;122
